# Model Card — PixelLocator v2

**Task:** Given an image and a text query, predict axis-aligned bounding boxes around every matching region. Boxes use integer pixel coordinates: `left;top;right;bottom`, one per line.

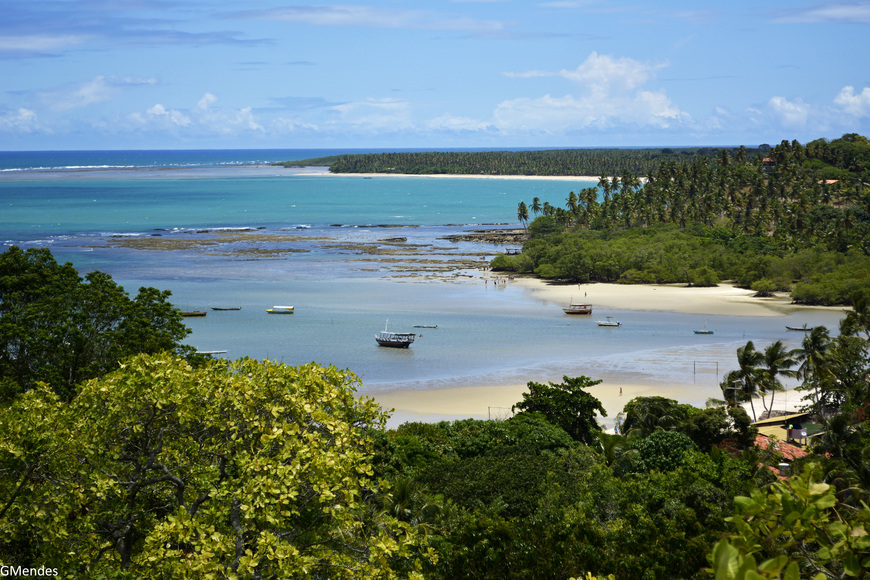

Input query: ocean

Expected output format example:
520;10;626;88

0;150;846;423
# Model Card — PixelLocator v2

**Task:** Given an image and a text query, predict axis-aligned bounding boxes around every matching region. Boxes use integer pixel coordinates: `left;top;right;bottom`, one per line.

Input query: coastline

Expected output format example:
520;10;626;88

511;278;829;317
365;276;845;428
298;168;603;182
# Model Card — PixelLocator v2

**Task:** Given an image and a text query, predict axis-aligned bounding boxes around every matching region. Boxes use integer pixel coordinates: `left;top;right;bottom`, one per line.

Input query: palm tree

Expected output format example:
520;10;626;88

531;197;542;217
721;340;764;421
841;291;870;340
795;326;832;419
758;340;798;415
566;191;578;221
517;201;529;231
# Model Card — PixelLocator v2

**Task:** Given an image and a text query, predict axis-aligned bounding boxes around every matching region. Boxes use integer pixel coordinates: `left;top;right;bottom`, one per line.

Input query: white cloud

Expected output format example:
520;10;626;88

834;85;870;117
775;3;870;24
426;114;494;132
768;96;811;127
558;52;659;97
0;108;39;133
494;52;683;134
146;103;192;126
135;94;262;135
329;98;414;130
0;34;90;53
246;5;505;32
39;76;158;112
196;93;218;111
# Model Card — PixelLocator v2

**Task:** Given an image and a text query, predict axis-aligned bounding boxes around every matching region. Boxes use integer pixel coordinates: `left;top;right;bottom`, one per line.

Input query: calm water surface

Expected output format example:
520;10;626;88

1;151;846;419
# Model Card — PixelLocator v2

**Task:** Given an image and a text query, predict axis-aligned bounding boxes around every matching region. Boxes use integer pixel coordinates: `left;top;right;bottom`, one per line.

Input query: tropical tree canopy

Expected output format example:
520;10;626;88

512;375;605;445
0;354;431;578
0;246;193;401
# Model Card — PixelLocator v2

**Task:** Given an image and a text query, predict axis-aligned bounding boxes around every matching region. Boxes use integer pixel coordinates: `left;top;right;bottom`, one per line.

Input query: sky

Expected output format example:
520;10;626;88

1;1;869;150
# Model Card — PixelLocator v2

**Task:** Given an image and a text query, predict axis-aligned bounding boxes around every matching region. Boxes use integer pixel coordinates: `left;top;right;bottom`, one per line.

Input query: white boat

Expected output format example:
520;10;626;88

596;316;620;327
562;299;592;315
266;305;294;314
375;320;416;348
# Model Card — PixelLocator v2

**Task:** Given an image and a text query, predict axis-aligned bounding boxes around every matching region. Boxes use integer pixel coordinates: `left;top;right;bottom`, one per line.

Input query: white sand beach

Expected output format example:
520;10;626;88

299;168;605;182
512;279;813;317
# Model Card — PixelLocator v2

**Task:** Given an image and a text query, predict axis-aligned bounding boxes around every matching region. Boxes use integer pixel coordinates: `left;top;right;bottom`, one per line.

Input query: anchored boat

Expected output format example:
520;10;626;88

562;299;592;315
375;320;416;348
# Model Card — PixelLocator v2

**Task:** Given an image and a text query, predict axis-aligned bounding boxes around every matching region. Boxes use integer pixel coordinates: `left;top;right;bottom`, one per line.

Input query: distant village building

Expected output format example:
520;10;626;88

751;412;816;479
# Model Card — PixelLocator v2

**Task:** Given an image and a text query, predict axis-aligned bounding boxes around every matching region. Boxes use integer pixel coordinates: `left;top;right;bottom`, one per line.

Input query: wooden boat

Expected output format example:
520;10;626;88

266;305;294;314
786;325;815;332
413;325;438;328
562;299;592;315
694;320;713;334
196;350;228;355
181;310;207;317
596;316;620;327
375;320;416;348
211;306;241;311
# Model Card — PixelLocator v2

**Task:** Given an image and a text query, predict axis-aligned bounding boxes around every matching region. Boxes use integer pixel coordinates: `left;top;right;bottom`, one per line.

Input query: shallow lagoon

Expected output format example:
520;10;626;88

1;160;846;424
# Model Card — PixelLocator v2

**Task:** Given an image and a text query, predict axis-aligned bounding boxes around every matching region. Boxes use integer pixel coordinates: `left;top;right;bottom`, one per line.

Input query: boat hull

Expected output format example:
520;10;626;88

376;339;413;348
181;311;206;317
694;330;714;335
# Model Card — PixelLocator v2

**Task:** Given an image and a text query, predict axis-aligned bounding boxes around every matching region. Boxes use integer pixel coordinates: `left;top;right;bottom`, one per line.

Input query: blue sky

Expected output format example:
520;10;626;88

2;1;869;150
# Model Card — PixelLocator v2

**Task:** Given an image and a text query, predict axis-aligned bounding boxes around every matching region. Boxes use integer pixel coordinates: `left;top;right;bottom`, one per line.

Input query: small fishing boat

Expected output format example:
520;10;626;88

786;325;815;332
181;310;207;317
211;306;241;311
596;316;620;327
196;350;228;355
694;320;713;334
375;320;416;348
562;299;592;315
266;305;294;314
413;324;438;328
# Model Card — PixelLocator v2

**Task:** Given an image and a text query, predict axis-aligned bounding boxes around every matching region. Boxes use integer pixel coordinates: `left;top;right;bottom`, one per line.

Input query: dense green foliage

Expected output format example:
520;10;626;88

512;375;605;444
280;147;764;177
493;135;870;306
0;246;195;401
0;355;432;578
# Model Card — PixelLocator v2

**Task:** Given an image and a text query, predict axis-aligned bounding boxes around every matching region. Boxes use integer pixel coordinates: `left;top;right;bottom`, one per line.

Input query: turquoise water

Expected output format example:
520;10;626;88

0;150;847;422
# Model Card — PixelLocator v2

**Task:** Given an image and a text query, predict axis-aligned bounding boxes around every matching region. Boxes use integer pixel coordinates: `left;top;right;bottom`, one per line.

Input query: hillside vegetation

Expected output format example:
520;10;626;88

494;134;870;306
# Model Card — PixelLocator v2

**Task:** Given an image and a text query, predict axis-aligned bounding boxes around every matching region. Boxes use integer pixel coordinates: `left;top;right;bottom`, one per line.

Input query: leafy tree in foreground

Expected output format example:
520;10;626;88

710;463;870;580
512;375;605;445
0;354;431;578
0;246;193;401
